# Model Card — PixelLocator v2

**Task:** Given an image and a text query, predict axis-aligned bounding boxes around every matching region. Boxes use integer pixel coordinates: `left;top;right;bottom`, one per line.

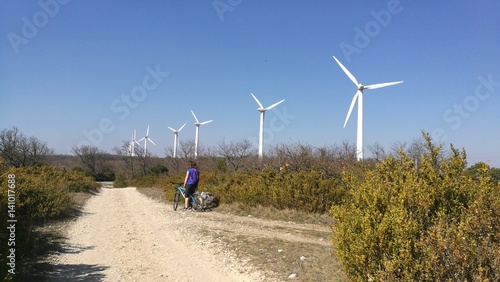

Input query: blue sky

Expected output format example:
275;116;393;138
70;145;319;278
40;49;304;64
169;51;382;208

1;1;499;167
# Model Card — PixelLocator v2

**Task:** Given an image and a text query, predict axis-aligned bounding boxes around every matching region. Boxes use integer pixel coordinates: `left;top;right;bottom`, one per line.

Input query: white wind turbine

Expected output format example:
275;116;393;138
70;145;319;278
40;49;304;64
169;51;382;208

168;123;186;158
250;93;285;159
333;56;403;161
191;110;213;158
129;129;141;156
137;125;156;156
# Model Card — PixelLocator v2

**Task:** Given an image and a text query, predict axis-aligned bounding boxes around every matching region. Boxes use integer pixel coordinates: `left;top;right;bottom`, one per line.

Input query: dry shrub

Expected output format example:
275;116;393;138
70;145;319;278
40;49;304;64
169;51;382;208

330;134;500;281
0;164;99;279
202;167;346;214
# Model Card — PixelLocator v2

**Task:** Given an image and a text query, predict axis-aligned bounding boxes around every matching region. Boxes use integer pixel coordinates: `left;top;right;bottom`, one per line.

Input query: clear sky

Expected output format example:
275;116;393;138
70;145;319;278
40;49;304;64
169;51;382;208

1;1;499;167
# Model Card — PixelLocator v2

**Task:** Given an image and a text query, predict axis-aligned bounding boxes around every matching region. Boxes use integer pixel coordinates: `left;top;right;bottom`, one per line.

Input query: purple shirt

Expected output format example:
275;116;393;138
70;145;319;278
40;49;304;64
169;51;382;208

186;168;199;185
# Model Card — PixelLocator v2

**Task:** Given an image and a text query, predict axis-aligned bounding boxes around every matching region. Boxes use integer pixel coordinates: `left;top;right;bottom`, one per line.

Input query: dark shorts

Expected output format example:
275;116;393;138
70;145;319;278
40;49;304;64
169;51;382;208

185;183;198;198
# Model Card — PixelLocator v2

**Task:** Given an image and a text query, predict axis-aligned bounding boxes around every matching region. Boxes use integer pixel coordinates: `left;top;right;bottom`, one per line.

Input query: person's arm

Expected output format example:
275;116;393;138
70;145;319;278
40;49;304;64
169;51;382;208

183;170;189;187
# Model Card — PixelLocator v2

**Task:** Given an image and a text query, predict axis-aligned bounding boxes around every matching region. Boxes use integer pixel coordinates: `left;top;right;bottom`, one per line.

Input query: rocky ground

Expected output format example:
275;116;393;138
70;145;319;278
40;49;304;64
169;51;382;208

33;186;347;281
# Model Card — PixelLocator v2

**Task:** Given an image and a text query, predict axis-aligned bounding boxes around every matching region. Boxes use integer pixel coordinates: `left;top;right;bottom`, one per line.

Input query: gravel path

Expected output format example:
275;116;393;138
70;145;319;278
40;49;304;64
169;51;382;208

48;188;263;281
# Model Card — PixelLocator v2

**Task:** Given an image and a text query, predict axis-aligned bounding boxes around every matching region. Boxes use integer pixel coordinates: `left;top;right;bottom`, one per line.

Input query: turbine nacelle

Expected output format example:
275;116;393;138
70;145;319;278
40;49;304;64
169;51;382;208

168;123;186;133
251;93;284;113
137;125;155;156
191;110;213;126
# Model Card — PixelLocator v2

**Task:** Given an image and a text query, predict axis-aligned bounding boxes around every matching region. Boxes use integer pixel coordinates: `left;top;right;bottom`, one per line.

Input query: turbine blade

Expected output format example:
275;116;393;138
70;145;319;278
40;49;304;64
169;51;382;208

333;56;358;86
146;125;150;136
149;138;156;145
200;120;213;125
137;137;145;142
178;123;187;131
265;99;285;111
250;93;264;108
191;110;199;123
168;126;176;132
343;91;361;128
364;81;403;90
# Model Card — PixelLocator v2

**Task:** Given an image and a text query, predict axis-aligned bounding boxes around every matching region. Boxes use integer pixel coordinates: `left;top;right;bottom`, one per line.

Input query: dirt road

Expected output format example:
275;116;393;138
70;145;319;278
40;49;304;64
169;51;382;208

47;188;345;281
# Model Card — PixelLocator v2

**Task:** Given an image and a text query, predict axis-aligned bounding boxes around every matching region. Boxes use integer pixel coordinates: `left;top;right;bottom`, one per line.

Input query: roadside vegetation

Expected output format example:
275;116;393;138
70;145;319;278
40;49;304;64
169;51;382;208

1;126;499;281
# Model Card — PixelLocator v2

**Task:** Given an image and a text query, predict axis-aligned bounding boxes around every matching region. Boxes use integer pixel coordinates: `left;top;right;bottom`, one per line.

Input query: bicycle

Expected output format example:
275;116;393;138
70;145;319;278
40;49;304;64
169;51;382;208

172;184;205;212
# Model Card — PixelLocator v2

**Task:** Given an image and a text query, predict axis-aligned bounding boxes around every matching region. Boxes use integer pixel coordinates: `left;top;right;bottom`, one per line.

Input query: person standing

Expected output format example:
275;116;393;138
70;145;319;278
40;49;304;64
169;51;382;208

183;161;199;210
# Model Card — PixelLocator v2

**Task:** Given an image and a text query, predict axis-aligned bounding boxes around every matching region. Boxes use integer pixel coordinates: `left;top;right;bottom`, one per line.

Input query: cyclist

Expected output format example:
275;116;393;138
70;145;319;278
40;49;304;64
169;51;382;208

182;161;199;210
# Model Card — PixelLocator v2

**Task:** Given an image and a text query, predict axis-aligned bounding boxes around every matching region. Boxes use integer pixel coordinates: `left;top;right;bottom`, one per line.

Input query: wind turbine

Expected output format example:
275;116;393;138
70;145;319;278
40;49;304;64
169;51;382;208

137;125;156;156
168;123;186;158
191;110;213;158
250;93;285;159
129;129;140;156
332;56;403;161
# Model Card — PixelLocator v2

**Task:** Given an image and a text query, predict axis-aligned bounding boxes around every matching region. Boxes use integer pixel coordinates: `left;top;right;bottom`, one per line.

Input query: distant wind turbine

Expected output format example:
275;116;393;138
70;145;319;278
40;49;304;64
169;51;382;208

168;123;186;158
129;129;141;156
137;125;156;156
250;93;285;159
333;55;403;161
191;110;213;158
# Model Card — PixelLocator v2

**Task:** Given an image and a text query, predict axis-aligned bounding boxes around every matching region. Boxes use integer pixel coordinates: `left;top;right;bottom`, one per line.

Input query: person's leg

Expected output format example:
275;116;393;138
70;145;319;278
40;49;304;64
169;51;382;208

184;184;194;209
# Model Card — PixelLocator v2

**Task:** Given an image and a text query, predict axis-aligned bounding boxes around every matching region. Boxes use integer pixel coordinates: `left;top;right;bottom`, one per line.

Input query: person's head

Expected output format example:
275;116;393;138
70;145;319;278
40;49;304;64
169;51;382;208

189;161;197;168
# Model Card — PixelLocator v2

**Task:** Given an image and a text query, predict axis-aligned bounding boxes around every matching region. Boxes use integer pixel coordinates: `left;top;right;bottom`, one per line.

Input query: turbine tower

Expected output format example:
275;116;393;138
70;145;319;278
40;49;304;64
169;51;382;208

250;93;285;159
137;125;156;156
129;129;140;156
333;56;403;161
168;123;186;158
191;110;213;158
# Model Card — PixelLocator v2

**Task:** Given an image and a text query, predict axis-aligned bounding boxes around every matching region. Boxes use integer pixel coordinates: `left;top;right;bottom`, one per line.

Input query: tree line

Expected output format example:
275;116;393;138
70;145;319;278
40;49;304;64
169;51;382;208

1;126;499;184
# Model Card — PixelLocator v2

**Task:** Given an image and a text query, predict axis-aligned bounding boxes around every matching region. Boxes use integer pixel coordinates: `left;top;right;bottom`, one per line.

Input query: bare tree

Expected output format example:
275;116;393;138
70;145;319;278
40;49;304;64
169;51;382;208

72;145;113;181
391;141;408;156
179;140;195;160
217;139;255;172
272;142;315;172
368;141;386;162
0;127;54;167
314;145;340;177
114;141;139;178
407;137;426;166
337;140;357;163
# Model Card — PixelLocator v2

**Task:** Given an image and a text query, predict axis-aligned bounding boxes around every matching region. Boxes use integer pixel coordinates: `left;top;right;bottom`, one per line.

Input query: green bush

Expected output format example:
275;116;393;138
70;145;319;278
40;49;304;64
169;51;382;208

113;173;128;188
149;164;168;175
0;164;99;280
201;166;346;213
63;169;100;192
330;135;500;281
132;173;161;188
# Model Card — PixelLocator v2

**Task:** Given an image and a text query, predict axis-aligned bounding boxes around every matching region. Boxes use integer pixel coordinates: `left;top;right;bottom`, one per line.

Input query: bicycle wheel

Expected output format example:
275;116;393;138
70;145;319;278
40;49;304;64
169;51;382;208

173;191;180;211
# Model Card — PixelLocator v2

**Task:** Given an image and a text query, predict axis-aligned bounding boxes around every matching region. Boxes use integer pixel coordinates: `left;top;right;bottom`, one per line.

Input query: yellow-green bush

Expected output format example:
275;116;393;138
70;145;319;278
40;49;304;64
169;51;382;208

0;165;99;279
330;135;500;281
200;167;346;213
113;173;128;188
132;173;161;188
